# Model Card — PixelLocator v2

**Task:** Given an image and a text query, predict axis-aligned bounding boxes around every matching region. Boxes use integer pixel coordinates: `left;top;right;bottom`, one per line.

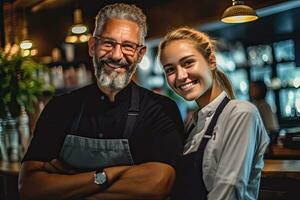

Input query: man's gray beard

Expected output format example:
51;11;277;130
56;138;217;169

93;56;137;90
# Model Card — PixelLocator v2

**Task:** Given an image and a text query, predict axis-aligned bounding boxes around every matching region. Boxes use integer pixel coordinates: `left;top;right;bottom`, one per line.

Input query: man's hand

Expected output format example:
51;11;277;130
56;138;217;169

19;161;174;200
84;162;175;200
43;159;77;175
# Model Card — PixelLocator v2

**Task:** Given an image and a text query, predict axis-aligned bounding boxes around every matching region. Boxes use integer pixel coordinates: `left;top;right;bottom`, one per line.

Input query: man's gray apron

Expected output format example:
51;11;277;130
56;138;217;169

59;85;139;171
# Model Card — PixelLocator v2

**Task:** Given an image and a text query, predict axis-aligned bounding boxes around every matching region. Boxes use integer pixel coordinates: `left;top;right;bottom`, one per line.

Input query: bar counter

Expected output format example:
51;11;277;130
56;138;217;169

1;159;299;177
0;144;300;200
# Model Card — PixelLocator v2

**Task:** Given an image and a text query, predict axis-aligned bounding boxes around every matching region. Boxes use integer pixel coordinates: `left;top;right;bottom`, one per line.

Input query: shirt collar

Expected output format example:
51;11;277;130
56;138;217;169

92;81;132;104
192;91;228;126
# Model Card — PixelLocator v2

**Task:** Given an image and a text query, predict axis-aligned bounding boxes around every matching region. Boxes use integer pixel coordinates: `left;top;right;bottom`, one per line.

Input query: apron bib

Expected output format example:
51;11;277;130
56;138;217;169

59;84;140;171
172;97;230;200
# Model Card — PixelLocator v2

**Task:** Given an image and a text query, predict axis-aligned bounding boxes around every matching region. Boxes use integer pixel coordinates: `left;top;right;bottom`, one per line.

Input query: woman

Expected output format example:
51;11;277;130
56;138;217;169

158;27;269;200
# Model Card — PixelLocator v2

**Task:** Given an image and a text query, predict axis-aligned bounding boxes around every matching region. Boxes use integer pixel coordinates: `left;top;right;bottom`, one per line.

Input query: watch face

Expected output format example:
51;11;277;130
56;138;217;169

96;172;107;184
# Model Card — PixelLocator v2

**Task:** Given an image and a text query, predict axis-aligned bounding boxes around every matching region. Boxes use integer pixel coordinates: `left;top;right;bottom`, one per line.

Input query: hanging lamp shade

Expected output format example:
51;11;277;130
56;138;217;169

65;8;91;43
221;0;258;23
20;26;32;50
19;9;38;57
20;9;34;50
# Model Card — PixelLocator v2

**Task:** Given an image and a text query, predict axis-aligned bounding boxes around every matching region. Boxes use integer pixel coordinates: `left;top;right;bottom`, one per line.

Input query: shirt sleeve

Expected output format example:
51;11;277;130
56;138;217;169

145;98;184;168
207;107;269;200
22;95;71;162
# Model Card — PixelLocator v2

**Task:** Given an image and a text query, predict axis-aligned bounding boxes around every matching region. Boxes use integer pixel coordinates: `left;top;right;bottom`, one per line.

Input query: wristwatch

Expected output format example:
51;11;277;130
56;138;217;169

94;169;109;189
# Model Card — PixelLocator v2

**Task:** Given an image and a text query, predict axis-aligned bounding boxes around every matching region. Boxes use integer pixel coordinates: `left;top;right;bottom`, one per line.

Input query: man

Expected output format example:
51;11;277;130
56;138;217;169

249;80;279;135
18;3;183;200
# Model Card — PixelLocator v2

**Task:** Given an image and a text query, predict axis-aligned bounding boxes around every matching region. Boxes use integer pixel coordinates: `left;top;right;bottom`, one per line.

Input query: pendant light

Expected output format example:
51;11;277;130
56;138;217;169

221;0;258;23
65;8;91;43
20;8;33;50
19;8;38;57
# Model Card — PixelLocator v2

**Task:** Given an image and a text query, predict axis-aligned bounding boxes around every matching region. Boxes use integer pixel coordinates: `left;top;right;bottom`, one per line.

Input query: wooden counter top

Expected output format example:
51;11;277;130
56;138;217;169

0;161;21;175
1;159;300;176
271;145;300;159
263;159;300;178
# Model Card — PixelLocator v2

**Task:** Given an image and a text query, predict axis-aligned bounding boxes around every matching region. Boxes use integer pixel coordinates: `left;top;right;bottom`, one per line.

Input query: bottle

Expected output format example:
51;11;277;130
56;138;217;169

18;106;30;156
0;118;9;161
4;110;19;162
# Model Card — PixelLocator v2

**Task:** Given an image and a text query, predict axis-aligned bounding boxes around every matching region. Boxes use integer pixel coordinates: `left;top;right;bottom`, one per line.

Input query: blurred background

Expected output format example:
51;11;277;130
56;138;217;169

2;0;300;128
1;1;300;199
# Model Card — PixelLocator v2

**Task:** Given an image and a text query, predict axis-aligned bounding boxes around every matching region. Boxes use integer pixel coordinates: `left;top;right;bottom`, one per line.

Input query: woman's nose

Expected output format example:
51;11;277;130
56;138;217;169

176;67;188;81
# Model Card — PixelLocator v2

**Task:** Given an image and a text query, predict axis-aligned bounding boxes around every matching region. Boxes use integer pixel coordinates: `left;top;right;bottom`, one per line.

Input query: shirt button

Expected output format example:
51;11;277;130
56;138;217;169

98;133;104;138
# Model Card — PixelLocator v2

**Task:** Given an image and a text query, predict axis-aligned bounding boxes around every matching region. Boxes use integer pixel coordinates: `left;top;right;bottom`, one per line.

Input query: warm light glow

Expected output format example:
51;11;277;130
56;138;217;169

31;49;38;56
10;44;20;55
4;43;12;54
65;33;91;43
79;34;90;42
20;40;33;49
71;24;88;34
221;15;258;23
221;1;258;23
65;35;78;43
65;8;90;43
23;50;31;56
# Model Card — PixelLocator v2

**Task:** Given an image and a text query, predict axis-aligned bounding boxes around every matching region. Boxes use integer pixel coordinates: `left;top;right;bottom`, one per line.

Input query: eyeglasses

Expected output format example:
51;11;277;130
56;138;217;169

94;36;144;56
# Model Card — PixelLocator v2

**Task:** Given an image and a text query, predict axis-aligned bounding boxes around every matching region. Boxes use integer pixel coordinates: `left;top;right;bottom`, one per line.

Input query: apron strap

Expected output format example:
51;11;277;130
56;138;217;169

185;122;195;142
70;99;86;135
123;83;140;139
197;96;230;152
70;83;140;138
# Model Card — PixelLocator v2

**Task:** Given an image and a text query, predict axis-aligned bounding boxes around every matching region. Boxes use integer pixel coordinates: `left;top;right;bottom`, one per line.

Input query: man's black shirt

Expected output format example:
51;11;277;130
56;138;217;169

23;82;184;167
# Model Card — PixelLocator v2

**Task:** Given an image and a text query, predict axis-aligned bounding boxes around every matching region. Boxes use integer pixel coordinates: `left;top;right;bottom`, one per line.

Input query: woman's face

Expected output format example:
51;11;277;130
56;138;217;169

160;39;213;101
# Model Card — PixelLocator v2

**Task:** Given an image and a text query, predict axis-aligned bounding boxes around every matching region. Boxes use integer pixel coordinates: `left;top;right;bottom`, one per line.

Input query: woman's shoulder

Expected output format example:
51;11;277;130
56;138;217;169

224;99;260;117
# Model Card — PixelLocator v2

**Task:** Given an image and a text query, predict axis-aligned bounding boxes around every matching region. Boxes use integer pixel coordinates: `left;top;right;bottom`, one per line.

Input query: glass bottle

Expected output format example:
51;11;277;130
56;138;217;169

18;106;30;156
0;118;9;161
5;110;19;162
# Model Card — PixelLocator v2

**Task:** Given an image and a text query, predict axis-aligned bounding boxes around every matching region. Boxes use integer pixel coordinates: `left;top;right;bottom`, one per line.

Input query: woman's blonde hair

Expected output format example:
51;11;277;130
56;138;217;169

158;27;235;99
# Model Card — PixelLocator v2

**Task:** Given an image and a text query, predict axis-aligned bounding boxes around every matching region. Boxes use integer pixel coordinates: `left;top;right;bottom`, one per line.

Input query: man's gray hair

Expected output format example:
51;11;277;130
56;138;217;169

93;3;147;44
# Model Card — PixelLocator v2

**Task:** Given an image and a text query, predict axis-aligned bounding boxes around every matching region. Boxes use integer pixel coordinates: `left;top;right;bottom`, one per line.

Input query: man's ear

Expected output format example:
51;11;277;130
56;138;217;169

88;37;96;57
137;46;147;63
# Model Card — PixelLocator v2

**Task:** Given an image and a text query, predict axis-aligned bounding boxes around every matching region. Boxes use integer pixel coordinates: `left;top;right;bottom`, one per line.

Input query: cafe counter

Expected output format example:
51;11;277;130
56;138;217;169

1;145;300;200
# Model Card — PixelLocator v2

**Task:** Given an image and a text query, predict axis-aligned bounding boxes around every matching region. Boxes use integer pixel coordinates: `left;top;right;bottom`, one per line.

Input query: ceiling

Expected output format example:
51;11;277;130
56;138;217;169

2;0;298;59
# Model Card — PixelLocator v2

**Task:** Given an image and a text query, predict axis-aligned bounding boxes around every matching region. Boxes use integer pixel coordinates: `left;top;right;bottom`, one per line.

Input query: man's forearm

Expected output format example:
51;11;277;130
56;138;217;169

19;161;131;200
19;171;97;200
85;162;175;200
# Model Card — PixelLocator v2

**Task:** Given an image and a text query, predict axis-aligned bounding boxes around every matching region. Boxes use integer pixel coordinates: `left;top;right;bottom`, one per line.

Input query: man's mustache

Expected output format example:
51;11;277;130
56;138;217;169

98;58;130;70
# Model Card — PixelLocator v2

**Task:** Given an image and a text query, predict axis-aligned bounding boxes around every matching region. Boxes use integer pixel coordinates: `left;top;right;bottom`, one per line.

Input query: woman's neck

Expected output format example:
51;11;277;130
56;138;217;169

196;80;223;109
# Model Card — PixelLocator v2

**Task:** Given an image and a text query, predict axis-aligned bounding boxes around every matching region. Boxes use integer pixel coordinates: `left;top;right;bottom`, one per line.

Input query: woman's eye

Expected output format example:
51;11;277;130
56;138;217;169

182;60;194;67
164;67;175;75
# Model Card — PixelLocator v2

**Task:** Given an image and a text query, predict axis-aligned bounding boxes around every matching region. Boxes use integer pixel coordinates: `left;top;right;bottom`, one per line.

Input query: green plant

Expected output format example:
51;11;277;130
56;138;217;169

0;49;52;118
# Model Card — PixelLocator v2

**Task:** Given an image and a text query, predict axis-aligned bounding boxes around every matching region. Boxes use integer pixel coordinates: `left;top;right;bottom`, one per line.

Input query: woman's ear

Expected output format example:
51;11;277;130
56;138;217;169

209;55;216;70
88;37;96;57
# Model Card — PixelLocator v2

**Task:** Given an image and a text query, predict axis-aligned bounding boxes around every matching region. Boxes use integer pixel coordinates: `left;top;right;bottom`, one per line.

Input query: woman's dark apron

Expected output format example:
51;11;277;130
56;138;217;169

172;97;230;200
58;84;140;171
